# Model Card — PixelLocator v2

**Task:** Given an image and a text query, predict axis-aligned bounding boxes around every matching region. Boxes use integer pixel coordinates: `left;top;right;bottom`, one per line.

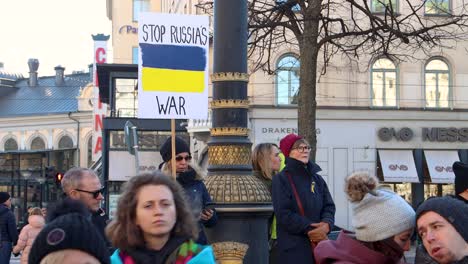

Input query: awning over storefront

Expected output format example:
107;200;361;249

424;150;459;184
378;150;419;183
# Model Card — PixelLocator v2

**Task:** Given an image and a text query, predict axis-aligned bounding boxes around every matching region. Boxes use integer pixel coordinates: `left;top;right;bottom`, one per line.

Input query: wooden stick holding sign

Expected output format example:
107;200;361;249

171;119;176;179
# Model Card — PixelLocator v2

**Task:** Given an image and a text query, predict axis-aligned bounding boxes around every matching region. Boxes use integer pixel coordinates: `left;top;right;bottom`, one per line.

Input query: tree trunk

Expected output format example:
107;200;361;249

298;12;320;161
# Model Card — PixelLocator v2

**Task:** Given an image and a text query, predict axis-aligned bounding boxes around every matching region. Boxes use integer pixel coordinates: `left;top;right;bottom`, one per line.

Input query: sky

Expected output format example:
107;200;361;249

0;0;112;77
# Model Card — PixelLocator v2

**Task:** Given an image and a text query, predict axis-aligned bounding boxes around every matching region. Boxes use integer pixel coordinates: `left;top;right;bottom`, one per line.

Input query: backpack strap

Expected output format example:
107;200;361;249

285;172;305;216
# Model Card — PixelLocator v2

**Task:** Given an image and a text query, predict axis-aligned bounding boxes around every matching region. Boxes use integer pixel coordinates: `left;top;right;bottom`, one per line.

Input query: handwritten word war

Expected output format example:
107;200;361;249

156;96;186;115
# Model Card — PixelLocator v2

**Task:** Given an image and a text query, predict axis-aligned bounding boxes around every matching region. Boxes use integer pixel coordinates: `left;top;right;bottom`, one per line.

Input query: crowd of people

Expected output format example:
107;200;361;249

0;134;466;264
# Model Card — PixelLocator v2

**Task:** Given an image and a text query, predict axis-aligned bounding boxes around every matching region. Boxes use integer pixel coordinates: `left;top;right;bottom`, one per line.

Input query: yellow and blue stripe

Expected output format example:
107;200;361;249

140;43;206;93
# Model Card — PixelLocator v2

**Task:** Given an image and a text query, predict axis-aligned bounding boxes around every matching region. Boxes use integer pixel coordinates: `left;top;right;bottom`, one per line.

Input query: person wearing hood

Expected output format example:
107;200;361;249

0;191;18;264
12;207;45;264
272;134;336;264
106;172;216;264
159;136;217;245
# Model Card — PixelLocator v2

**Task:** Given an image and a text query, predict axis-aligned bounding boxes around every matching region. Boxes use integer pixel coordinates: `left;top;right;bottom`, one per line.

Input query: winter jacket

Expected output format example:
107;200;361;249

110;238;216;264
0;204;18;244
315;230;405;264
272;157;336;264
176;168;217;245
12;215;45;264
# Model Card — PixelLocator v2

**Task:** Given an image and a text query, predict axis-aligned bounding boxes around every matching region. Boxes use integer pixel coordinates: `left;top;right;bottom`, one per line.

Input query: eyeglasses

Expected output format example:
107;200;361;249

292;146;312;153
75;188;105;199
175;155;192;162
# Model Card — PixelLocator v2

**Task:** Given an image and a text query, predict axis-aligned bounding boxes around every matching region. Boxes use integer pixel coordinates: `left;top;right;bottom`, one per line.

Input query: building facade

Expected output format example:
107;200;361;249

0;61;94;226
105;0;468;229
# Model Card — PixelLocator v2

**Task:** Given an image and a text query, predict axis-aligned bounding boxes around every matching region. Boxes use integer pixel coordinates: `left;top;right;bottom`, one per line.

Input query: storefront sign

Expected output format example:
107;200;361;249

378;127;468;142
119;25;138;34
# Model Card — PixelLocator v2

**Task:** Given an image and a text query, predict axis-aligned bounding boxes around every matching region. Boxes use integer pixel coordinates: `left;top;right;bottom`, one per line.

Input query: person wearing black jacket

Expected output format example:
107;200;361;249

453;162;468;203
159;136;217;245
0;192;18;264
60;168;111;251
272;134;335;264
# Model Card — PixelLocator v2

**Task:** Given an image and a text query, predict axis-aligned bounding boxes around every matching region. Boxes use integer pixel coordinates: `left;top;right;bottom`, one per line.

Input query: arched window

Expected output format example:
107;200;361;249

425;58;450;108
4;138;18;151
371;58;397;107
58;136;74;149
87;136;93;167
276;55;300;105
30;137;45;150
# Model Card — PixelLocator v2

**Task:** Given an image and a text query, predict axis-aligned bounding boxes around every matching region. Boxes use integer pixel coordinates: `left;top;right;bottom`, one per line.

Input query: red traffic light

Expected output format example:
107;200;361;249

55;172;63;182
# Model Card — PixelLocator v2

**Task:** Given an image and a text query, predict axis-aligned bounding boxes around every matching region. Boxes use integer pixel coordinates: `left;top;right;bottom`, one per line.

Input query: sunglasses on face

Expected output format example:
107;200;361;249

175;155;192;162
75;187;105;199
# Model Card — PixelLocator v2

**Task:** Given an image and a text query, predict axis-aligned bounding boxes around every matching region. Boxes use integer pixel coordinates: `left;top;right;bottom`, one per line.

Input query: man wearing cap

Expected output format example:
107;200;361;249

61;168;110;249
453;161;468;203
416;196;468;264
0;192;18;263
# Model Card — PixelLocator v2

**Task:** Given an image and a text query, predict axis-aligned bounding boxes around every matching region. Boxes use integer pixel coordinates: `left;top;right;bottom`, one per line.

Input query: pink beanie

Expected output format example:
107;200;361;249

279;134;303;157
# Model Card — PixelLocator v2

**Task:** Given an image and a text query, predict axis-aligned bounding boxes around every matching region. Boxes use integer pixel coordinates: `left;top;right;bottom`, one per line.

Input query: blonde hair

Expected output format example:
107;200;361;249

39;250;99;264
30;207;42;216
252;143;279;180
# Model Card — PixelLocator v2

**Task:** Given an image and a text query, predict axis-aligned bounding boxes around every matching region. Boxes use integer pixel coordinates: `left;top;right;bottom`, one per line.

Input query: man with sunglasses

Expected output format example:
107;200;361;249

61;167;110;249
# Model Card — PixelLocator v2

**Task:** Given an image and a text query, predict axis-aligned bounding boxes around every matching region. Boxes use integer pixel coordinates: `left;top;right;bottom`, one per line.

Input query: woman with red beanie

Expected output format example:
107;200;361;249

272;134;336;264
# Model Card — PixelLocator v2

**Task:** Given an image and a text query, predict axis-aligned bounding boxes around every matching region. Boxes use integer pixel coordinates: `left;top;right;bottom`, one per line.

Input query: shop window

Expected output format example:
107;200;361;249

425;58;450;108
133;0;150;22
4;138;18;151
276;54;300;105
30;137;45;150
371;0;398;13
371;58;397;107
87;137;93;168
425;0;450;15
115;78;138;117
58;136;73;149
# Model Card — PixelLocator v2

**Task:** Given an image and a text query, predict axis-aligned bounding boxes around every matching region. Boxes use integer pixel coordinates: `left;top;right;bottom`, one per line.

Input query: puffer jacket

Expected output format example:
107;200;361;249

13;215;45;264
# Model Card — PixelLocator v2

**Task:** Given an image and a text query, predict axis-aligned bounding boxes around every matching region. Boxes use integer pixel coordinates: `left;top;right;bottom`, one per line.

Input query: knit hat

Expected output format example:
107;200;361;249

453;161;468;195
345;172;416;242
279;134;303;157
28;199;110;264
0;192;10;204
159;136;190;163
416;196;468;242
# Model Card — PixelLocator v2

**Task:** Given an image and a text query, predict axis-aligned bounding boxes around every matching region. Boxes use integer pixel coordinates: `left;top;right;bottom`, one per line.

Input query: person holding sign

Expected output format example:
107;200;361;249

159;136;217;245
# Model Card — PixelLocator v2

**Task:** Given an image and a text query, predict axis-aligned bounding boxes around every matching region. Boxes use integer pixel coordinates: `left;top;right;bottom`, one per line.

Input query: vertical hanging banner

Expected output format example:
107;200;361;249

138;13;209;119
92;34;110;162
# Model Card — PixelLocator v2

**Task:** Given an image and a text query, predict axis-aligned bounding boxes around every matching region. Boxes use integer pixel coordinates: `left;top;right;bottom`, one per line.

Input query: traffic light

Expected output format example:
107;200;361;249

55;172;63;185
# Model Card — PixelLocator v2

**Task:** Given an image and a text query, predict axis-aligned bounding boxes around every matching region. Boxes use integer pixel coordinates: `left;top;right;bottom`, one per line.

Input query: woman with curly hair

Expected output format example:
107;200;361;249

106;172;216;264
314;171;415;264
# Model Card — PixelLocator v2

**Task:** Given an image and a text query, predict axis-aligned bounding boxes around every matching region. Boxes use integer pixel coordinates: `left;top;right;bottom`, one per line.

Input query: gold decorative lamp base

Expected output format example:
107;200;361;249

212;241;249;264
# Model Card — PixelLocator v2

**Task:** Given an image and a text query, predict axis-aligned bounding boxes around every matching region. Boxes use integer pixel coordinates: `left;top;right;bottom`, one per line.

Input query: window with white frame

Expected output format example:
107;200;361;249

4;138;18;151
425;58;450;108
133;0;150;22
371;58;397;107
276;55;300;105
31;137;45;150
425;0;450;15
58;136;74;149
371;0;398;13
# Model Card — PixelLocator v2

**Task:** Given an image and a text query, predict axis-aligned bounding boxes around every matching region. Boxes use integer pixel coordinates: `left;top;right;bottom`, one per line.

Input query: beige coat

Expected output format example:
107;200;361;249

13;215;45;264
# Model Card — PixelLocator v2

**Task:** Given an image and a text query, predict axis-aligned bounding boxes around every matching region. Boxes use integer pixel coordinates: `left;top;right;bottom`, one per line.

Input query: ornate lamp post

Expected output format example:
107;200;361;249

204;0;272;263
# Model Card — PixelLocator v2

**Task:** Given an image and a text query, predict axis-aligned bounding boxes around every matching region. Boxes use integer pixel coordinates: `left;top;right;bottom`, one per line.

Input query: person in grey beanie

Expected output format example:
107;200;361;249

416;196;468;264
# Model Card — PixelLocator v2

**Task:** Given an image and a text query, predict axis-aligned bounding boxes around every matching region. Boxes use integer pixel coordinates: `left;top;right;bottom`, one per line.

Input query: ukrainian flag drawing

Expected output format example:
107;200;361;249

140;43;206;93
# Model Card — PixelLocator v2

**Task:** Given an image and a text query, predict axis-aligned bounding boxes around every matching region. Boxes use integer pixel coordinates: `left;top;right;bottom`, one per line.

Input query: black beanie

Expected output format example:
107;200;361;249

28;199;110;264
416;196;468;242
159;136;190;163
0;192;10;204
453;161;468;195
